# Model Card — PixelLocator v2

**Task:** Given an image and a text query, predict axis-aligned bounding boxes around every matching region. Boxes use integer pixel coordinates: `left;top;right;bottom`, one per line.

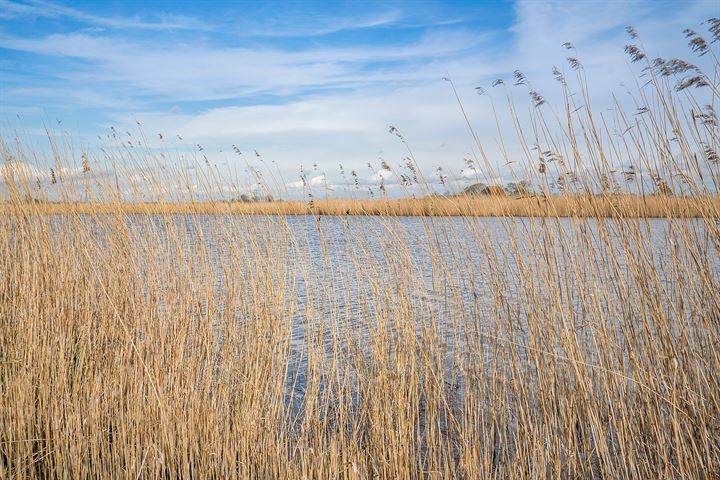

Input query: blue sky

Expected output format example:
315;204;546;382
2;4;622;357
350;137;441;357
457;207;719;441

0;1;513;120
0;0;718;198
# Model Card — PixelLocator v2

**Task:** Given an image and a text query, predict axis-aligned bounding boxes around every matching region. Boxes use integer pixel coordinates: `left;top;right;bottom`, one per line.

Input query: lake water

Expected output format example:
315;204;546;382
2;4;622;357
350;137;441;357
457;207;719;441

111;214;719;422
23;213;719;430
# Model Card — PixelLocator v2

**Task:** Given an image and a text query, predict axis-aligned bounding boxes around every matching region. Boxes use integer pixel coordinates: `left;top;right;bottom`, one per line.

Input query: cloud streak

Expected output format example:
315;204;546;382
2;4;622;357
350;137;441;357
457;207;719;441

0;0;210;30
0;29;484;104
1;0;718;199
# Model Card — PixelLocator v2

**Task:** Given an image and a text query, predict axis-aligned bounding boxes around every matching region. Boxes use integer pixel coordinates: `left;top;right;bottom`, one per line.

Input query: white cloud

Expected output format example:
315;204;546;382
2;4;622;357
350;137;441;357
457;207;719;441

460;167;480;179
246;10;406;38
3;0;718;200
0;29;482;102
369;169;395;182
0;0;209;30
309;175;325;186
104;83;477;189
0;161;46;181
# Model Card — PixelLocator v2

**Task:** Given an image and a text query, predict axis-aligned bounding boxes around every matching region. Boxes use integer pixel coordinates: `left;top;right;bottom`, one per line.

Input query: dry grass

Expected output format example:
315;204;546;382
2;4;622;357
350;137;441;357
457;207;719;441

3;193;719;217
1;24;720;479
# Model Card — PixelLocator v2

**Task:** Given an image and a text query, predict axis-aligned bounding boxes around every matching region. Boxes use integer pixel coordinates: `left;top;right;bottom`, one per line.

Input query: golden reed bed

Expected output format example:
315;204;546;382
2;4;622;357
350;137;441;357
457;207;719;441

3;194;719;218
2;21;720;478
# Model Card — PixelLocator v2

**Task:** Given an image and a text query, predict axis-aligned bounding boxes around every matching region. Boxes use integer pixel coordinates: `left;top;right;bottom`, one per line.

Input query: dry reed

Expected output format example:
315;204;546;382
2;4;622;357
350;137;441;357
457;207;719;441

3;194;718;217
1;23;719;479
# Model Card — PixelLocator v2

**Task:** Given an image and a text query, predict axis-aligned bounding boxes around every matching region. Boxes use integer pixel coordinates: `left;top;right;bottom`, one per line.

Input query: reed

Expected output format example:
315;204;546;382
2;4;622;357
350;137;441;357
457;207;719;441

3;194;718;217
0;22;719;479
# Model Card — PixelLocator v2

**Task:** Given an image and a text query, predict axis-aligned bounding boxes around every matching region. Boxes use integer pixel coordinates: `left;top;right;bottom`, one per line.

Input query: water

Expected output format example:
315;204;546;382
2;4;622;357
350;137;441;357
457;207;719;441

21;213;720;428
106;215;717;415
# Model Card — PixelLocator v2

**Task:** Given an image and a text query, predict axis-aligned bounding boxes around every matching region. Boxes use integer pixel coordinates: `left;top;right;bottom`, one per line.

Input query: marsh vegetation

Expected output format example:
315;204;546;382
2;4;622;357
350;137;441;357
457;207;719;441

1;23;719;479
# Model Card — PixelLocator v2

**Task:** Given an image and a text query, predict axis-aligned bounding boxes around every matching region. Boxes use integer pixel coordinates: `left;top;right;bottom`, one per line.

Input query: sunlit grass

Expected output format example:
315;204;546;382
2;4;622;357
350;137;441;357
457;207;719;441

3;194;719;217
0;22;719;479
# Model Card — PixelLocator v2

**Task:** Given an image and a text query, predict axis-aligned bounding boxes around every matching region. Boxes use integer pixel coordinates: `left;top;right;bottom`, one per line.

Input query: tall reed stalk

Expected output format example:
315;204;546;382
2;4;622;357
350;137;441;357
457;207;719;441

0;23;719;479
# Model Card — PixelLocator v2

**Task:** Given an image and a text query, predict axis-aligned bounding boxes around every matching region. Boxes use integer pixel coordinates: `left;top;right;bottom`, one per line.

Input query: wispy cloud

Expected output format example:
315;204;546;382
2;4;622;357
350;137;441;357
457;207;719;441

0;29;483;104
244;10;406;38
2;0;718;198
0;0;209;30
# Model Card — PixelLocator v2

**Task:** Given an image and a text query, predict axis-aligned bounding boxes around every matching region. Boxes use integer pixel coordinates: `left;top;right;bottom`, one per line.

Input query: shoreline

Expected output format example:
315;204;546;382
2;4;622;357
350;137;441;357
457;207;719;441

2;194;719;218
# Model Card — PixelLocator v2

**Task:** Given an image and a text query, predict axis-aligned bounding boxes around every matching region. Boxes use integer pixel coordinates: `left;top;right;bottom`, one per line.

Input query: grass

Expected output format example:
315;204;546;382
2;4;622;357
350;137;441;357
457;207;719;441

0;22;719;479
2;193;719;217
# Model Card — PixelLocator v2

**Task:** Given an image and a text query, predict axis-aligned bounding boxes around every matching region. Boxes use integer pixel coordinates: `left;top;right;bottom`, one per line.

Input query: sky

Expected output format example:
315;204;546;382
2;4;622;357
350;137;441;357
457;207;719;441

0;0;718;199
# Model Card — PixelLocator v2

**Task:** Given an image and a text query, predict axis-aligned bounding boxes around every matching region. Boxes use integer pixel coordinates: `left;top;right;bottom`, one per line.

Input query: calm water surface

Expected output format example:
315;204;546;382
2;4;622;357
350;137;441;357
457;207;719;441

120;215;720;412
37;214;717;421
